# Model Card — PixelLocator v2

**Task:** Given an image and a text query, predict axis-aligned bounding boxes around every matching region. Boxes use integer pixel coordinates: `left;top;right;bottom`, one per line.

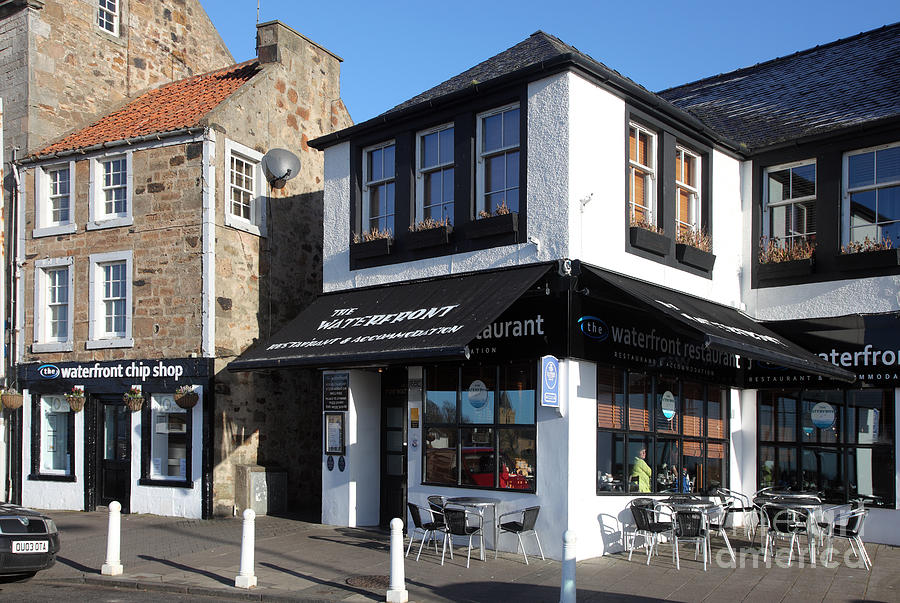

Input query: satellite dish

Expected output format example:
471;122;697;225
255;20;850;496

261;148;301;189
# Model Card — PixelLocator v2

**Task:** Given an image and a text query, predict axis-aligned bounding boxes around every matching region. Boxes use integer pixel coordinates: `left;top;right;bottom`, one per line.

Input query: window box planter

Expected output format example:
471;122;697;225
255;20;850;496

758;257;814;281
675;243;716;272
629;226;671;256
835;248;900;271
469;212;518;239
350;237;393;259
407;225;453;249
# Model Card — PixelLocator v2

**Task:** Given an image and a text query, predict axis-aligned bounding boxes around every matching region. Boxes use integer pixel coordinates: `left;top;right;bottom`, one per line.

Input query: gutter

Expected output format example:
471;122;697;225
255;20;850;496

16;127;206;167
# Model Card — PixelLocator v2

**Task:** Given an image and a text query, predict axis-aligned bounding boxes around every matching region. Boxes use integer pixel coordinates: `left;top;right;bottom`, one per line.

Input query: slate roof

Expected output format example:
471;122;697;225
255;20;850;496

658;23;900;152
385;30;644;114
30;60;261;159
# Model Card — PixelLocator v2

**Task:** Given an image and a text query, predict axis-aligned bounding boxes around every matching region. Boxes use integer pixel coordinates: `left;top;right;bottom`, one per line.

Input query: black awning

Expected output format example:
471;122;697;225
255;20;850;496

229;264;551;371
583;266;856;383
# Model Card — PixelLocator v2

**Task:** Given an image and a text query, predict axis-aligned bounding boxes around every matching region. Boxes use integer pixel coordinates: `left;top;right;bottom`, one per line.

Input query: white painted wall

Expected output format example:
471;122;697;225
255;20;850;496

321;369;380;527
22;391;85;510
130;390;205;518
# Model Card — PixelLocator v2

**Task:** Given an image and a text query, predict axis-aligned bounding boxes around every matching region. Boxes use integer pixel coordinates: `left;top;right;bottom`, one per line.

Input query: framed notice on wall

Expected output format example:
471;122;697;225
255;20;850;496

324;412;345;456
323;372;349;411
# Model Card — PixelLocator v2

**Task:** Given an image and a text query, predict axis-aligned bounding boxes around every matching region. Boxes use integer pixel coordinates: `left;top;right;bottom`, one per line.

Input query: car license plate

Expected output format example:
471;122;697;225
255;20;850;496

12;540;48;554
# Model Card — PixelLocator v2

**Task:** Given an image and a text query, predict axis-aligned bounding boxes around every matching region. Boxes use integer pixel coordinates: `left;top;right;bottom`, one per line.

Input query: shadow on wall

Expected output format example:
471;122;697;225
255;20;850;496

597;510;633;555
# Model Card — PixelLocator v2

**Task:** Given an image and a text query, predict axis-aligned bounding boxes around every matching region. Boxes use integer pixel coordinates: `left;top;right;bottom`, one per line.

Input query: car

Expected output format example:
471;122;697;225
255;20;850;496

0;503;60;577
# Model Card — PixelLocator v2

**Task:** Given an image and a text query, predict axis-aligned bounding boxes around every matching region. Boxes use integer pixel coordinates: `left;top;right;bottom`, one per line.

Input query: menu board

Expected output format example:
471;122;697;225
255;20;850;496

323;372;349;411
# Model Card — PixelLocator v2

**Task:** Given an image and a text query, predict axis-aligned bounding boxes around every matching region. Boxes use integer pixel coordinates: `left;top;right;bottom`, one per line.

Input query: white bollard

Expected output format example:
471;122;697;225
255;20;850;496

101;501;124;576
234;509;258;589
560;530;576;603
386;517;409;603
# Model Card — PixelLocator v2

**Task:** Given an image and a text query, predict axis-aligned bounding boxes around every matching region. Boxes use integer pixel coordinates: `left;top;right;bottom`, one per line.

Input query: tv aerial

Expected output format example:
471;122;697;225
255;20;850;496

261;148;301;189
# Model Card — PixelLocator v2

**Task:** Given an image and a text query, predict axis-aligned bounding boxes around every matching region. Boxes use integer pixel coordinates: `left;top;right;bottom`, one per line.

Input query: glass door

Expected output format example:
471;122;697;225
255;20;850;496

99;400;131;511
380;369;407;528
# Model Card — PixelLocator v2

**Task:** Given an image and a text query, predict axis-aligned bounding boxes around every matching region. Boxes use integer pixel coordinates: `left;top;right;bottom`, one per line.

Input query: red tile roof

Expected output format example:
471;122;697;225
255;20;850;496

32;60;260;158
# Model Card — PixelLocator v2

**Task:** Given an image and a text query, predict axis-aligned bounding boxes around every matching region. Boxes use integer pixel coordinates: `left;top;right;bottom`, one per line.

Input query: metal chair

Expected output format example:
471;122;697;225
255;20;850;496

499;506;544;565
762;504;812;566
826;507;871;570
628;499;673;565
705;504;736;563
715;487;754;537
672;510;708;570
441;505;485;568
406;502;445;561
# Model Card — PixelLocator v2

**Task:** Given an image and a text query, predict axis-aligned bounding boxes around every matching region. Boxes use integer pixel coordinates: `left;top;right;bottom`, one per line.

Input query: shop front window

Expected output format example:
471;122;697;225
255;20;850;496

142;394;192;484
423;361;536;491
36;395;74;476
597;370;729;495
758;389;894;506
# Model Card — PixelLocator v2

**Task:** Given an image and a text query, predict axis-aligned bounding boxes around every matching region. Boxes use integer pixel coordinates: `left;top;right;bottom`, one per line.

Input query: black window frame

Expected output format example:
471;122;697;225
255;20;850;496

348;86;528;271
422;361;537;493
138;391;194;489
624;106;714;277
595;366;730;496
756;388;895;508
28;393;77;482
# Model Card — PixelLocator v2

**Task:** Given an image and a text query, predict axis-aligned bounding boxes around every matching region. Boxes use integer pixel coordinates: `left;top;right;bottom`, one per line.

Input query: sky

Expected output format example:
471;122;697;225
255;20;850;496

204;1;899;125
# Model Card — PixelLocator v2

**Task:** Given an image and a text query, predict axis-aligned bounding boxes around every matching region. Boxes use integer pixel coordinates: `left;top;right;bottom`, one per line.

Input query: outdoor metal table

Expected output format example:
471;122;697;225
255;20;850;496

661;498;735;563
445;496;501;559
754;497;827;565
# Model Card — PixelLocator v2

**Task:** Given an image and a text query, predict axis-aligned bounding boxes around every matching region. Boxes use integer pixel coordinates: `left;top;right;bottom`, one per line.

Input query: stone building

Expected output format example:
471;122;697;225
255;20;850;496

0;0;234;503
12;19;350;518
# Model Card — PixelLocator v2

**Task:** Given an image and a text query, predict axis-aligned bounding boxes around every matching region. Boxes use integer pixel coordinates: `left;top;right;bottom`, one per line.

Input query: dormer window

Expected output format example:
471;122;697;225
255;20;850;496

476;105;519;217
416;125;454;225
98;0;119;35
363;141;395;236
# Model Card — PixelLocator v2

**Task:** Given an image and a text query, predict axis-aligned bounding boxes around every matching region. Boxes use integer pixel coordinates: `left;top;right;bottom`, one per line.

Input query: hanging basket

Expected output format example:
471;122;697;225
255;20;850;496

66;395;86;412
1;393;23;410
174;391;199;410
123;395;144;412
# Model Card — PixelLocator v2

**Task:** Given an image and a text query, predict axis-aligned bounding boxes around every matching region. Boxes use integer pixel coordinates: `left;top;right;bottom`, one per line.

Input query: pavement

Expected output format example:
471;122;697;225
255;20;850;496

28;508;900;602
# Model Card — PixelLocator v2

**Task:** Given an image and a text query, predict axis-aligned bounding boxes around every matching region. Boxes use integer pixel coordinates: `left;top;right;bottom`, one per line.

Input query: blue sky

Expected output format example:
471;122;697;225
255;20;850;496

205;1;898;125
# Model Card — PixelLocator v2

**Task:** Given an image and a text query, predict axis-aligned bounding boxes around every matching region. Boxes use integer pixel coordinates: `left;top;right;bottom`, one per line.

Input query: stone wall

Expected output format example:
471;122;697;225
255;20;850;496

0;7;29;159
209;21;352;516
8;0;233;156
20;141;205;364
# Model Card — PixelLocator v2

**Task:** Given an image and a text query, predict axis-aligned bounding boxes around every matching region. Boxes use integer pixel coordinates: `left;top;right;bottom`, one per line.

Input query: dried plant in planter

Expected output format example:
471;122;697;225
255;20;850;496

758;237;815;263
409;217;450;232
676;228;711;252
352;227;393;244
629;217;664;235
841;235;894;254
478;200;511;219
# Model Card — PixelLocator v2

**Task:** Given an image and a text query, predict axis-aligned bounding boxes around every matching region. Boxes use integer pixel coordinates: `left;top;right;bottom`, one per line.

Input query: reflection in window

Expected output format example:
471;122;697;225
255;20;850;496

363;142;396;235
417;125;455;224
845;142;900;246
478;105;520;216
628;123;657;226
765;160;816;247
628;372;651;431
597;432;625;492
40;396;71;475
757;388;895;506
423;362;535;491
597;366;624;429
150;395;188;480
656;376;679;434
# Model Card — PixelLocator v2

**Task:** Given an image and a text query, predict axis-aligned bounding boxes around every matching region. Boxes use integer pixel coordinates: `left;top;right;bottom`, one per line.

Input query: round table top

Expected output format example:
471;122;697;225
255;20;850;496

661;498;717;510
446;496;501;506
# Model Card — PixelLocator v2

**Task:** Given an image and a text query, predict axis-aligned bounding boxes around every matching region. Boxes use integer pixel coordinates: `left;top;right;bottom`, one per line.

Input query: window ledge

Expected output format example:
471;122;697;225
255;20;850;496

32;342;74;354
757;257;815;283
28;473;76;482
86;337;134;350
469;213;518;239
407;225;453;249
33;223;77;238
138;478;193;489
629;226;671;256
350;237;393;259
835;248;900;271
224;213;266;237
675;243;716;272
87;216;133;230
